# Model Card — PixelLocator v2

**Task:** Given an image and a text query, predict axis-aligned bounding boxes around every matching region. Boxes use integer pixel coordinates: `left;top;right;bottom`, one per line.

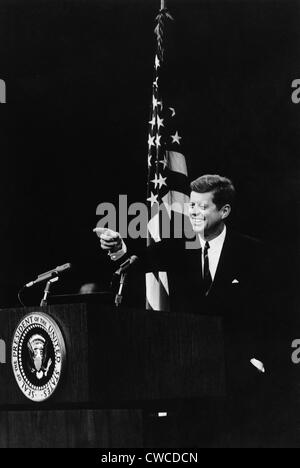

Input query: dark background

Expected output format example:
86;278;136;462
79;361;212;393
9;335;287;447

0;0;299;306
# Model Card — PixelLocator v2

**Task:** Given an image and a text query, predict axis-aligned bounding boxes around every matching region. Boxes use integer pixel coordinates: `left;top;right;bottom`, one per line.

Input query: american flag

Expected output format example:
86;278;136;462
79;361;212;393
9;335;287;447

146;6;189;311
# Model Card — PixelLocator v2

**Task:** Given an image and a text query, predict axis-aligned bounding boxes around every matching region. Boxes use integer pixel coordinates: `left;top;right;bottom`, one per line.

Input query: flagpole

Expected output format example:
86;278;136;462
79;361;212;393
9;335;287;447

161;0;166;10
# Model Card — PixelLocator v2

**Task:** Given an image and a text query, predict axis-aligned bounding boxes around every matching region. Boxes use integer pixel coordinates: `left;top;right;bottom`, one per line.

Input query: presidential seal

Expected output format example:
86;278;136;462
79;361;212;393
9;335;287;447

11;312;66;402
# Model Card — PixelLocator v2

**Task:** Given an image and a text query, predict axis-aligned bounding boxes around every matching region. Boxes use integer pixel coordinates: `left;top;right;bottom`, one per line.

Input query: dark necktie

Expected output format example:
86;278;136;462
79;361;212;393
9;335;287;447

203;241;212;295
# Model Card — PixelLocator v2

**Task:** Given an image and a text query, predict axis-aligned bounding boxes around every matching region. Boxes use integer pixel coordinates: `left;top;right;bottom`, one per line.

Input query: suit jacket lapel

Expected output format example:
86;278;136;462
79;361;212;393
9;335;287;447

209;229;235;294
182;237;205;296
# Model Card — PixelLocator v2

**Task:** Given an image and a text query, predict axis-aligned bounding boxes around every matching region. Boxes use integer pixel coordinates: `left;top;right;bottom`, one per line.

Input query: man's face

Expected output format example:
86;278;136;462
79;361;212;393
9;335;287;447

188;191;225;238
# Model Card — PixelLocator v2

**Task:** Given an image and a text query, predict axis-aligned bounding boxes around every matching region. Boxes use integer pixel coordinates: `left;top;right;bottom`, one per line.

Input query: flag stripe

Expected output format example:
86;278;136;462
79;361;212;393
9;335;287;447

162;191;190;215
146;272;170;311
167;151;188;176
166;170;190;196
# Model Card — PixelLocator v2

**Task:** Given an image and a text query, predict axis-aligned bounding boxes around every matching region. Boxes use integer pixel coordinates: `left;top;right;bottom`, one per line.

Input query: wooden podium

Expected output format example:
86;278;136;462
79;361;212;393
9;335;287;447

0;304;226;447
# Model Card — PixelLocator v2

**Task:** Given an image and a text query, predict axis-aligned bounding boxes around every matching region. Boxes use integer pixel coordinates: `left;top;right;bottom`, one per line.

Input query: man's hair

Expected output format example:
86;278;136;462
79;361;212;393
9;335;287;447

190;174;235;210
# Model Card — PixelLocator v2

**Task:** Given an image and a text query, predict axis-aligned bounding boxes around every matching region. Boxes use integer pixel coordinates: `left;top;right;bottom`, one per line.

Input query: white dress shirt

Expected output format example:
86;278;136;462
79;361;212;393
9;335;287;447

198;225;227;281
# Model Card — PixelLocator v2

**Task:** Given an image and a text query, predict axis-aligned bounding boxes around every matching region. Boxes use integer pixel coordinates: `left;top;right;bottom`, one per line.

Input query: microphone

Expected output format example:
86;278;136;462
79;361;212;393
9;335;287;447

113;255;138;307
25;263;71;288
114;255;138;276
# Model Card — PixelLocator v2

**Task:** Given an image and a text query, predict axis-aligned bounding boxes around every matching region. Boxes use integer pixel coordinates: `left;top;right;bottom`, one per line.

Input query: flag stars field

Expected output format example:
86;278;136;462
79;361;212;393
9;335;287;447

157;174;167;189
146;6;188;311
155;134;161;147
147;192;159;206
148;134;155;149
155;55;160;69
157;116;164;129
159;156;168;170
171;131;182;145
149;116;156;128
151;173;167;189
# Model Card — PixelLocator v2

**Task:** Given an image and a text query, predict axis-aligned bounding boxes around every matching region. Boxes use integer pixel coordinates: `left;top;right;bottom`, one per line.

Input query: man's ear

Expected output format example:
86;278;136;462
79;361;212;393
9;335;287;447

221;204;231;220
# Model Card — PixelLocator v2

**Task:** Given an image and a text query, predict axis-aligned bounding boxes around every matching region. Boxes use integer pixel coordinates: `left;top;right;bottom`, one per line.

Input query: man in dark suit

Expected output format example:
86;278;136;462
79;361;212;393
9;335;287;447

97;174;269;445
97;174;267;360
98;175;265;320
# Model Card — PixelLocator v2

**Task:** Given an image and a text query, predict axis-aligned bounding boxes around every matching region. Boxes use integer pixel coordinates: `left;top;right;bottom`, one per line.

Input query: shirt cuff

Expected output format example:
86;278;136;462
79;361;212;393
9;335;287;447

108;240;127;261
250;358;265;373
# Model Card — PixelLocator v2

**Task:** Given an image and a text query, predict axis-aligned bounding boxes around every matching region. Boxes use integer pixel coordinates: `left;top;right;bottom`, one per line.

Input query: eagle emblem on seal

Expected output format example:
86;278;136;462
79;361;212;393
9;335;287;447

27;334;52;380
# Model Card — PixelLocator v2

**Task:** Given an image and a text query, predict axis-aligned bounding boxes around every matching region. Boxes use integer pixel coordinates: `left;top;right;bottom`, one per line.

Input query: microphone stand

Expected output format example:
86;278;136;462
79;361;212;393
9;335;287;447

40;276;59;307
115;272;127;307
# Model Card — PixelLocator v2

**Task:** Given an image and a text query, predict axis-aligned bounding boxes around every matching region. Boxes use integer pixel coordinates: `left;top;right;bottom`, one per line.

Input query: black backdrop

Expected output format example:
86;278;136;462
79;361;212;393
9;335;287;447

0;0;299;307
